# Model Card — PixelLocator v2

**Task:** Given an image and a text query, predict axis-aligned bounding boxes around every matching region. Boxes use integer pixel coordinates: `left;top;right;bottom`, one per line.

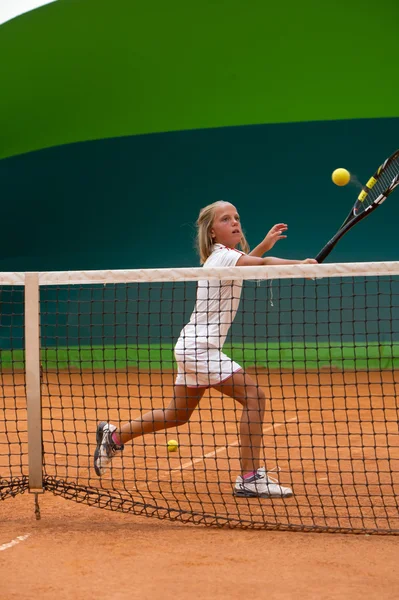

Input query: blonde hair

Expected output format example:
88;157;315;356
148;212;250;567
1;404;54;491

196;201;250;264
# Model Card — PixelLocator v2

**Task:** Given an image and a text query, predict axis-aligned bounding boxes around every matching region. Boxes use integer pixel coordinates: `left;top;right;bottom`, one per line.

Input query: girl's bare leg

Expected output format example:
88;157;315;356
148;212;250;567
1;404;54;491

116;385;205;445
214;371;266;473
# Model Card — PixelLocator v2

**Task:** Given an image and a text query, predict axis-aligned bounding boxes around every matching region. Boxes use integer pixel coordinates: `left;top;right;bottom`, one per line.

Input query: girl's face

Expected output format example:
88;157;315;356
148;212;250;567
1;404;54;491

210;203;242;247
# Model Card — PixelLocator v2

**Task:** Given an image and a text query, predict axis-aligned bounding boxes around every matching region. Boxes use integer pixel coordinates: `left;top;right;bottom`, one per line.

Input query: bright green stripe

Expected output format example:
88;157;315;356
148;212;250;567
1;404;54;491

2;343;399;371
1;0;398;159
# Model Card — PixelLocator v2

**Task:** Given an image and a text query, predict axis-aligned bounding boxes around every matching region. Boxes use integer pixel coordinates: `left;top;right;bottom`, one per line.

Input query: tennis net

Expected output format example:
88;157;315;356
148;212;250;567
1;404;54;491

1;261;399;533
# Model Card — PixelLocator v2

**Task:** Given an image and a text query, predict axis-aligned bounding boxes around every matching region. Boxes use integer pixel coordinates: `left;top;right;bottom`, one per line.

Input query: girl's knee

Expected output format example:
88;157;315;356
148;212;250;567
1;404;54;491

249;386;266;401
246;389;266;410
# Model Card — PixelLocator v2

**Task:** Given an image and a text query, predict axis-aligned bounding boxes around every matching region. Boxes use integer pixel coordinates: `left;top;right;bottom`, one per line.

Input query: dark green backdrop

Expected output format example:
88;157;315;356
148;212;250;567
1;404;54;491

0;118;398;271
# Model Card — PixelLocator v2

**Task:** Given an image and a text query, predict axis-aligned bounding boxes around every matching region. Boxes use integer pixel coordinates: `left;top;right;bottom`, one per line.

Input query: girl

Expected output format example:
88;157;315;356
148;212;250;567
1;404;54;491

94;201;317;498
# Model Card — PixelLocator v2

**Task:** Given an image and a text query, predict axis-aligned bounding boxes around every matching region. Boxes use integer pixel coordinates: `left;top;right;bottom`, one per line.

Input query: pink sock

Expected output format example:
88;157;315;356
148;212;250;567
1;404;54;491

243;470;256;480
112;432;122;446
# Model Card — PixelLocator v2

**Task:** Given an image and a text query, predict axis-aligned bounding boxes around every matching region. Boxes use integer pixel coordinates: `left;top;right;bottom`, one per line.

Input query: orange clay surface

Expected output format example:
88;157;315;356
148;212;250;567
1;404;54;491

1;370;399;598
1;493;399;600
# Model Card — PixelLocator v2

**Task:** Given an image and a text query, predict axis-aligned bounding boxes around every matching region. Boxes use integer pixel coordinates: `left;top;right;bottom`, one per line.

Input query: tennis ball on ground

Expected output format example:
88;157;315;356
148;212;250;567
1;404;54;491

332;168;351;186
167;439;179;453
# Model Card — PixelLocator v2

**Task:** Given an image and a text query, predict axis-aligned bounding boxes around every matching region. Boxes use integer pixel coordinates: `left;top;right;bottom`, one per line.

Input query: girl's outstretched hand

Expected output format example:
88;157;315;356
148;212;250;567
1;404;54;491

263;223;288;251
302;257;318;280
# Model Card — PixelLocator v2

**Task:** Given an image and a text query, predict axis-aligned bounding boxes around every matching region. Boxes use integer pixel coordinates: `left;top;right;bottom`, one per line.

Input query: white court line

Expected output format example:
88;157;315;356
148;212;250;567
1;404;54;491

172;417;298;471
0;534;30;552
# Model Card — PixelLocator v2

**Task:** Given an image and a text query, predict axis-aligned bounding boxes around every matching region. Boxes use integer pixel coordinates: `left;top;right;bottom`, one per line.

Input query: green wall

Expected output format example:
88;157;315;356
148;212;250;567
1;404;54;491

0;0;398;273
0;118;398;271
0;0;398;160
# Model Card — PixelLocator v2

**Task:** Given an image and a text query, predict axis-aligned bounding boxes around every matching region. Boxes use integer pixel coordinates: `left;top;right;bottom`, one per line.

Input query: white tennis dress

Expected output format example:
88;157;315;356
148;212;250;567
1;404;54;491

174;243;244;387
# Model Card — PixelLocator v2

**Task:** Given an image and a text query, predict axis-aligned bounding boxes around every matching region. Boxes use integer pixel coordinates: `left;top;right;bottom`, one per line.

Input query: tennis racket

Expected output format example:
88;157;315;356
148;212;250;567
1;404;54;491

315;150;399;263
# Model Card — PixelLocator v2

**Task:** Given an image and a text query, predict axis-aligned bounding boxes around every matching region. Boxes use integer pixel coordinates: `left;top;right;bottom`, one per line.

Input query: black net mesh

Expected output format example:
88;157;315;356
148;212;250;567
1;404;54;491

0;285;28;500
33;272;399;533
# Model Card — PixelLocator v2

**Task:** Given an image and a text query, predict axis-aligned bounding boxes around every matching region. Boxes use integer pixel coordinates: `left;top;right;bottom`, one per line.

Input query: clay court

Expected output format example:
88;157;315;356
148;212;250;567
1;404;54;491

2;492;399;600
2;368;399;598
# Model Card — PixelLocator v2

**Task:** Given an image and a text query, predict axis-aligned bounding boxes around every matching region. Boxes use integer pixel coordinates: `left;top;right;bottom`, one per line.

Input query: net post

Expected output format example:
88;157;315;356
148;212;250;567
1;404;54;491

25;273;43;499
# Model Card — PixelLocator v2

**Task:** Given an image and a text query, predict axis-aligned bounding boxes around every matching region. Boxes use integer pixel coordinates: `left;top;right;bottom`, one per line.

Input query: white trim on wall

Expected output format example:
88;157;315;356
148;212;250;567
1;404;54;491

0;0;58;26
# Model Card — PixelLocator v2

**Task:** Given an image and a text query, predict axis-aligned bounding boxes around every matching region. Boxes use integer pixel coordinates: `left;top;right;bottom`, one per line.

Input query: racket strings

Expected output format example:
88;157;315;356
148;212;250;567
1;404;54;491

356;153;399;213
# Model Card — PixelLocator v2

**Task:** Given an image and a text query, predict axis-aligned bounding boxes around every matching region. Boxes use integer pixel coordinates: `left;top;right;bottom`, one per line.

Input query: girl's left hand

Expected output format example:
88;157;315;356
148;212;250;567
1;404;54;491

263;223;288;251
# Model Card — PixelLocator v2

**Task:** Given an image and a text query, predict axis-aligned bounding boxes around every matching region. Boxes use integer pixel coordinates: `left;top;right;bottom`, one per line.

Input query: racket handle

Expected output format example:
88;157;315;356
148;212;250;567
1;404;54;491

315;243;335;264
315;209;370;263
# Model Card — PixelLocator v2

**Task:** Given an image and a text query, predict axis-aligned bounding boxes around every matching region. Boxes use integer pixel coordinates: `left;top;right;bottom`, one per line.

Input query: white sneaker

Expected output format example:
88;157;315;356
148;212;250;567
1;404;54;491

234;467;293;498
94;422;124;476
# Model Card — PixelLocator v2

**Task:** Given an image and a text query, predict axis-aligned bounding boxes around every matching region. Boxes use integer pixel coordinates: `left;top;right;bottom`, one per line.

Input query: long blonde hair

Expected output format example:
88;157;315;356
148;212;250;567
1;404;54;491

196;201;250;264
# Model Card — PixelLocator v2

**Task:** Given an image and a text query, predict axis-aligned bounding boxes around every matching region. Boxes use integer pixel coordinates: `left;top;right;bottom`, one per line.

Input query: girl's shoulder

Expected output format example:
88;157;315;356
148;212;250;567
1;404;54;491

204;244;244;267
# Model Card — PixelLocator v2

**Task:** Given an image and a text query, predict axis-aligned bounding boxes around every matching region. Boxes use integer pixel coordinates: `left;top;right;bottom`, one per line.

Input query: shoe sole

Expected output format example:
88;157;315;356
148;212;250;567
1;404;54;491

233;488;293;499
94;421;107;477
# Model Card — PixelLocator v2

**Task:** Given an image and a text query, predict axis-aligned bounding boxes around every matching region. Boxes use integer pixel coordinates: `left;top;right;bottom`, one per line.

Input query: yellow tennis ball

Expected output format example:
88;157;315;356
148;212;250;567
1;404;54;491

332;168;351;186
167;439;179;453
